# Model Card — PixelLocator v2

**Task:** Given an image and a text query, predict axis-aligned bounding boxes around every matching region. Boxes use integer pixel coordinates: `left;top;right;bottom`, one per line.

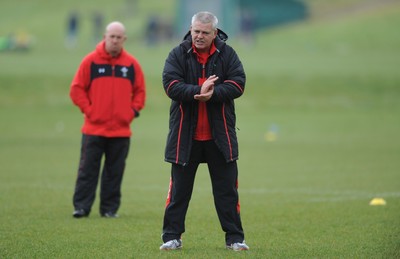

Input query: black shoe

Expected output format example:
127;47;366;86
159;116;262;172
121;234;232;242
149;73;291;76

73;209;88;218
101;212;119;218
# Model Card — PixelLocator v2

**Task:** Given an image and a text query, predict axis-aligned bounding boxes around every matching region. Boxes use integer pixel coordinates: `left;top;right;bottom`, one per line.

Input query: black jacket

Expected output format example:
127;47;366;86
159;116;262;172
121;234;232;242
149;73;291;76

162;29;246;165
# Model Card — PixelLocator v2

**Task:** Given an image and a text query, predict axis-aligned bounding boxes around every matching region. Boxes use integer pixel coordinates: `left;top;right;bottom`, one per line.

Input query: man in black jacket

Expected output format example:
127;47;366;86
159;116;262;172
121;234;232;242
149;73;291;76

159;11;249;251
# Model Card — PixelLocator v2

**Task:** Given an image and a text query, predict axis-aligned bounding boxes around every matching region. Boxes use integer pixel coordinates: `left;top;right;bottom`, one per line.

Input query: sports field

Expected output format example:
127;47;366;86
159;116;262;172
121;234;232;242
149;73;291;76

1;0;399;258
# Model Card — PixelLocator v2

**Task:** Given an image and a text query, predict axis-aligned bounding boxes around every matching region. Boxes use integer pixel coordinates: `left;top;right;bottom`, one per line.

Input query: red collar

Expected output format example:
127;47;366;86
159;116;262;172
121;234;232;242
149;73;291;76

192;42;216;63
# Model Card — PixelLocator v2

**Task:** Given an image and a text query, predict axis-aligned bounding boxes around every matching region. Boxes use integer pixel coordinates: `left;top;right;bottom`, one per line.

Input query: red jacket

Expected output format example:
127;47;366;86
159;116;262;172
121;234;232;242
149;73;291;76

192;42;217;141
70;41;146;137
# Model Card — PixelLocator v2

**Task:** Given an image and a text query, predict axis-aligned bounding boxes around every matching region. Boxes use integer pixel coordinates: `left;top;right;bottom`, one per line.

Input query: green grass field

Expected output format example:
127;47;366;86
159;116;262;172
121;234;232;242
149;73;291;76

1;0;400;258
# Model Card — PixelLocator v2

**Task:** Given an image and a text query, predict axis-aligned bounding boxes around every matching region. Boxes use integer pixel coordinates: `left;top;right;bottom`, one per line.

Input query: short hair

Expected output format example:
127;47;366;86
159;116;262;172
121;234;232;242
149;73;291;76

191;11;218;29
105;21;126;34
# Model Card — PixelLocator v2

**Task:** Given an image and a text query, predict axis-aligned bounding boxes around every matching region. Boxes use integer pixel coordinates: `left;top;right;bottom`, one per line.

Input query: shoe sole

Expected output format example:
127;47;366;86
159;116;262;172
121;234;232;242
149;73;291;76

160;248;182;251
226;247;249;251
73;214;88;218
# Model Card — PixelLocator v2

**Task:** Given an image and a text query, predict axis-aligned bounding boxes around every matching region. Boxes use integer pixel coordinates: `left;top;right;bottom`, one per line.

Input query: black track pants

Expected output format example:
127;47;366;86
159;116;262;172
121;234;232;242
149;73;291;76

73;134;130;215
162;140;245;244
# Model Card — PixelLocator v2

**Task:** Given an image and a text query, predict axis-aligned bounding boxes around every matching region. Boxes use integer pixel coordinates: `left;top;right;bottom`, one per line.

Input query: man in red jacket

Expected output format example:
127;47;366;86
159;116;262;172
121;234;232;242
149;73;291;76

70;21;146;218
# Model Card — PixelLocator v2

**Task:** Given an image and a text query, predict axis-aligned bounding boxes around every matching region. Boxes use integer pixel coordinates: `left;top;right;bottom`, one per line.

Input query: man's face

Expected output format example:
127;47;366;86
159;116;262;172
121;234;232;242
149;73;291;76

190;21;217;53
104;26;126;57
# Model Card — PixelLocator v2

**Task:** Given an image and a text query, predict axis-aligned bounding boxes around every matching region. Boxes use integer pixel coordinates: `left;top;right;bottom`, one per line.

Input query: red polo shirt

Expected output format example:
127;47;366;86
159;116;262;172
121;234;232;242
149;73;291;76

193;42;216;141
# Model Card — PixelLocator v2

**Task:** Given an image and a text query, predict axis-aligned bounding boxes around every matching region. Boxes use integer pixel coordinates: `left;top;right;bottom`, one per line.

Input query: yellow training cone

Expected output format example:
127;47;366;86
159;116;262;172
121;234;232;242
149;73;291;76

369;198;386;206
264;131;277;142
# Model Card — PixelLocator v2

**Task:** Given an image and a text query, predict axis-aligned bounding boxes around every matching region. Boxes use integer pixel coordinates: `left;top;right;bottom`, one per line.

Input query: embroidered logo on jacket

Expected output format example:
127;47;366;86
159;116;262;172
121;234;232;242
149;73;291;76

121;66;128;77
115;65;135;85
91;63;112;81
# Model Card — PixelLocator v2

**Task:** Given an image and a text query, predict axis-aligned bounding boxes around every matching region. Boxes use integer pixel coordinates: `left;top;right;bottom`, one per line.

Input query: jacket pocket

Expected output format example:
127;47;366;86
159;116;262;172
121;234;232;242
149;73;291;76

115;107;134;127
86;104;107;124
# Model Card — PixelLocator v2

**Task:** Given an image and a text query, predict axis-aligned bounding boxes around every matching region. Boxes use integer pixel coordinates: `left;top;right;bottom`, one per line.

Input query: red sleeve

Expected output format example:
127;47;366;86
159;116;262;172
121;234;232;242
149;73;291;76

131;59;146;113
70;57;92;114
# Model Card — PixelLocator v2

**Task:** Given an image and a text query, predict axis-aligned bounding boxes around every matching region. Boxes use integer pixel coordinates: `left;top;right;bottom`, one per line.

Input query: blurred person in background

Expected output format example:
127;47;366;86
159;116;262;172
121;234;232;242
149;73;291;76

92;10;104;44
70;21;146;218
65;10;79;49
159;11;249;251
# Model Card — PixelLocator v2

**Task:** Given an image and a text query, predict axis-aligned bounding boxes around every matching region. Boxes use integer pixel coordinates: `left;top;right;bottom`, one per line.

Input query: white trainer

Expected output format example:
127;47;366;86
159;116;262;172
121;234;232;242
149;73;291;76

226;241;249;251
159;239;182;250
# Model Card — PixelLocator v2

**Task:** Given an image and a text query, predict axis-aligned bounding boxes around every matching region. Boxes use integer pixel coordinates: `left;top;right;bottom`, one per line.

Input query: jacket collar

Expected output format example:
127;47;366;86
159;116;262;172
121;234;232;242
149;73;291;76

192;41;217;57
95;41;124;60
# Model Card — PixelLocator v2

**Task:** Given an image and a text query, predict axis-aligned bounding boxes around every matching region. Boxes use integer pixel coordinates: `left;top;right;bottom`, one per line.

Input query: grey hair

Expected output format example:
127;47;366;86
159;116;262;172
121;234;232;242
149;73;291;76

191;11;218;29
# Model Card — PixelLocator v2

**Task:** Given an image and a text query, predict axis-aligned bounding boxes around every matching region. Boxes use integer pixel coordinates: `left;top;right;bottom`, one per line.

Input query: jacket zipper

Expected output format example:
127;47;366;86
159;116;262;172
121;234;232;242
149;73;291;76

111;65;115;129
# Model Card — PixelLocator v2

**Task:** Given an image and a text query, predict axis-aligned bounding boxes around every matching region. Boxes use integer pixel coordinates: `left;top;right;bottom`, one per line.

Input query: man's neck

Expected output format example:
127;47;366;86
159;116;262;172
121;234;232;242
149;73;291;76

109;51;120;57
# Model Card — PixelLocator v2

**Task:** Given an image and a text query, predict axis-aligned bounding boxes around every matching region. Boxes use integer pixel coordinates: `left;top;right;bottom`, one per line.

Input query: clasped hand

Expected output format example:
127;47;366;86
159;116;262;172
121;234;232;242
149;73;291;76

194;75;218;102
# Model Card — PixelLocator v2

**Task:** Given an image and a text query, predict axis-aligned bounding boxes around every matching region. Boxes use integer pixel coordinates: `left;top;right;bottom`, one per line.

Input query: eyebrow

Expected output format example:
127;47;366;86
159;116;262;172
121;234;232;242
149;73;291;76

193;29;211;34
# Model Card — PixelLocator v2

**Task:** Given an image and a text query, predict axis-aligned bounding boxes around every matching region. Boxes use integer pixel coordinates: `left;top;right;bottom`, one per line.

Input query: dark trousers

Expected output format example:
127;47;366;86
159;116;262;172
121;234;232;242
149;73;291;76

162;140;245;245
73;134;130;215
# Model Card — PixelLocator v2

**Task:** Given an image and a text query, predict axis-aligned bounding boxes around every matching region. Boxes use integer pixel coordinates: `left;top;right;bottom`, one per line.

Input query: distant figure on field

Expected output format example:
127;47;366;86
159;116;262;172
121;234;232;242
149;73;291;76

92;11;104;44
65;10;79;49
240;9;255;46
145;16;160;46
0;31;33;52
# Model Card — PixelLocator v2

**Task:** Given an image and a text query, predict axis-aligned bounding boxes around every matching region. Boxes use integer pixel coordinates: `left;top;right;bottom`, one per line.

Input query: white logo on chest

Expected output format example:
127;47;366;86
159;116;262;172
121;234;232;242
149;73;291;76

121;67;128;77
